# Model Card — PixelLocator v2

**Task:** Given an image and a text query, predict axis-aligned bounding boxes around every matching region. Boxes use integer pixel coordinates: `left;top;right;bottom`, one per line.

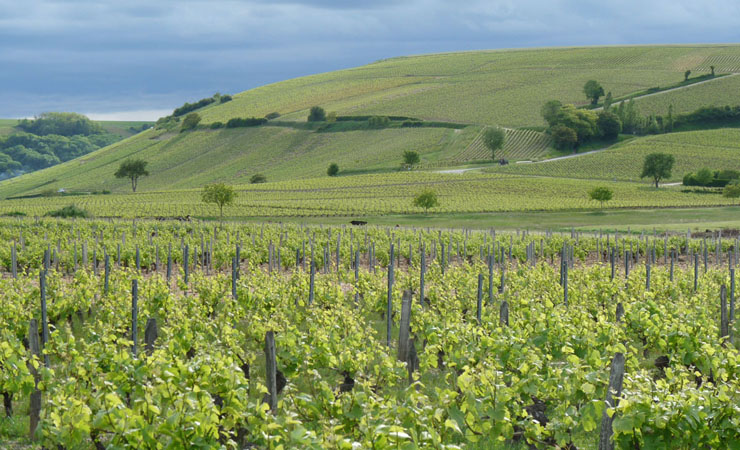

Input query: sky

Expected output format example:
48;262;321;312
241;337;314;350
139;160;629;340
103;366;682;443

1;0;739;120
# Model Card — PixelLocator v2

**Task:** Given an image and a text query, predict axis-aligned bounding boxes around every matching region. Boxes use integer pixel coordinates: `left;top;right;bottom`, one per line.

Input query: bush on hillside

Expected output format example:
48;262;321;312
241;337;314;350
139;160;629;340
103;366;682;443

683;168;740;187
225;117;267;128
45;204;90;218
265;112;281;120
368;116;390;128
173;97;216;117
181;113;201;131
250;173;267;184
308;106;326;122
327;163;339;176
16;112;104;137
220;95;232;103
210;122;224;129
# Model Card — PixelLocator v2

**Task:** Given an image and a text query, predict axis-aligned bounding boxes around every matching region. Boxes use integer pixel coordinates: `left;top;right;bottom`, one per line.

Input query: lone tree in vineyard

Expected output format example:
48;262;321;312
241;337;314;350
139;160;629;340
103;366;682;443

723;181;740;204
483;127;506;160
327;163;339;176
641;153;675;188
583;80;605;105
414;189;439;213
115;159;149;192
588;186;613;209
402;150;420;169
202;183;236;224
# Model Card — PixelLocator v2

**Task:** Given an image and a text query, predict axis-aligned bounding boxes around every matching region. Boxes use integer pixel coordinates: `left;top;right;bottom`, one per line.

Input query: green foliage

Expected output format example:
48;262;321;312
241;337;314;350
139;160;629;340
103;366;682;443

588;186;613;207
308;106;326;122
683;168;740;187
583;80;605;105
209;122;224;129
603;92;613;111
402;150;420;167
16;112;104;137
722;181;740;201
114;159;149;192
225;117;267;128
265;112;281;120
201;183;237;219
173;96;216;117
597;111;622;140
181;113;201;131
641;153;675;188
551;125;578;151
541;100;562;126
684;70;691;81
250;173;267;184
482;127;505;160
368;116;390;128
327;163;339;176
45;204;89;218
220;94;233;103
326;112;337;123
413;189;439;212
553;105;599;145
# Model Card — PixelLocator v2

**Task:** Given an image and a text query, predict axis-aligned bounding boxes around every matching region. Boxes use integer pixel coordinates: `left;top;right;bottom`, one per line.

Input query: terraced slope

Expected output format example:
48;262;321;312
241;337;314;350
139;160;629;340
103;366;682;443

632;73;740;116
451;128;553;162
493;129;740;182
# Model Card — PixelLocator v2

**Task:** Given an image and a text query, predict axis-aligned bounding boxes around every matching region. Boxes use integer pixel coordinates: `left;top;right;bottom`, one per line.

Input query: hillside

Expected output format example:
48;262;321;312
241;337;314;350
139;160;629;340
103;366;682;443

493;128;740;182
3;45;740;204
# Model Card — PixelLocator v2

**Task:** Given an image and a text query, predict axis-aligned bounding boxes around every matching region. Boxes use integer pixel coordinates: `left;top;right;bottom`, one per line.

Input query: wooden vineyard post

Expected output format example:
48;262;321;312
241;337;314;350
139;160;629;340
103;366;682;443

104;254;110;295
731;269;736;344
387;244;395;348
28;319;41;441
131;279;138;357
670;251;675;282
39;270;50;368
646;263;651;291
136;245;141;273
308;262;315;305
232;256;238;300
420;249;426;306
598;352;625;450
184;245;190;284
499;267;506;294
499;299;509;327
476;273;483;325
610;248;615;281
11;241;17;279
694;254;699;292
145;318;158;356
354;250;360;305
264;331;278;414
720;285;729;341
407;338;418;384
397;290;412;362
167;243;172;282
616;303;624;323
563;260;569;307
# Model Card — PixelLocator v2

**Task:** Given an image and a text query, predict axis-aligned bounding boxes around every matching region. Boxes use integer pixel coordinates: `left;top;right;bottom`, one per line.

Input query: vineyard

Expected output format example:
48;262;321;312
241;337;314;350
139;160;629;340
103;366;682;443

0;172;739;219
0;218;737;449
450;128;553;162
632;74;740;117
494;129;740;182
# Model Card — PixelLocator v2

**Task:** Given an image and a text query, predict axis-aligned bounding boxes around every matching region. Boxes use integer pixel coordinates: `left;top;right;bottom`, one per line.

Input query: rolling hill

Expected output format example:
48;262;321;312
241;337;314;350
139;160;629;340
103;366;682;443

3;44;740;225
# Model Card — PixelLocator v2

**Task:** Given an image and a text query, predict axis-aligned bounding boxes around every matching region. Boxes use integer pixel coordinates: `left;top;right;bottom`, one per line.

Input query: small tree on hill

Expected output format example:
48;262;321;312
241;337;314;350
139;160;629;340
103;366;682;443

603;92;613;111
588;186;613;208
403;151;420;169
723;181;740;204
551;125;578;151
250;173;267;184
541;100;562;126
583;80;605;106
641;153;675;188
181;112;201;131
684;70;691;81
308;106;326;122
414;189;438;213
202;183;236;224
327;163;339;176
115;159;149;192
597;111;622;140
483;127;506;160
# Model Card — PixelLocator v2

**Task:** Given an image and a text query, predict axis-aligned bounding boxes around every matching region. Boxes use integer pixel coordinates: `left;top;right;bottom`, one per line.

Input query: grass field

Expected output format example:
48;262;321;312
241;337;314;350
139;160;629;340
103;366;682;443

493;128;740;182
198;45;740;128
1;171;737;220
632;73;740;116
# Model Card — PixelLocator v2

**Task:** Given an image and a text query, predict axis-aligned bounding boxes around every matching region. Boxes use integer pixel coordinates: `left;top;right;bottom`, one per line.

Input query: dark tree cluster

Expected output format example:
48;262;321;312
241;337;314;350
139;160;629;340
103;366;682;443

541;100;621;151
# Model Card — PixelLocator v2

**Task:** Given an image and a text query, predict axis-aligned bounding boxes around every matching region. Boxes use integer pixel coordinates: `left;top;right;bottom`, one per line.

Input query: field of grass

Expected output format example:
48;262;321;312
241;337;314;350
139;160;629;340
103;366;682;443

632;73;740;116
0;119;19;135
493;128;740;182
1;171;737;219
198;45;740;128
97;120;153;138
0;125;479;198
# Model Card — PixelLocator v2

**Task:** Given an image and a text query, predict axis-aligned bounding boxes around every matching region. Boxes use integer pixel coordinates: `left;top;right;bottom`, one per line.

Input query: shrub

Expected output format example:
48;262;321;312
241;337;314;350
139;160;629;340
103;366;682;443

181;113;201;131
250;173;267;184
210;122;224;129
368;116;390;128
220;95;232;103
551;125;578;150
265;112;281;120
327;163;339;176
308;106;326;122
173;97;216;117
4;211;26;217
45;205;89;218
401;120;423;127
225;117;267;128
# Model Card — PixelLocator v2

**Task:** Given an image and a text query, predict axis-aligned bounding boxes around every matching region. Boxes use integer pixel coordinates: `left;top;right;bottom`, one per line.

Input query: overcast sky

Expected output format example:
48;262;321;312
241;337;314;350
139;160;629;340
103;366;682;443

2;0;739;120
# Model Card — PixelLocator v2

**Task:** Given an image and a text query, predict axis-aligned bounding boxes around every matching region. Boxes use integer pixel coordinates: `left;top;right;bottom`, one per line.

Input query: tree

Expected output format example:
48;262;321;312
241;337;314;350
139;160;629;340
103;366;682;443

554;105;599;145
723;181;740;204
541;100;562;126
583;80;605;105
181;113;201;131
483;127;506;160
710;65;716;77
597;111;622;140
327;163;339;176
413;189;438;213
694;168;714;186
603;92;613;111
684;70;691;81
114;159;149;192
551;125;578;151
250;173;267;184
308;106;326;122
588;186;613;208
201;183;236;223
640;153;675;188
403;151;420;168
327;112;337;123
